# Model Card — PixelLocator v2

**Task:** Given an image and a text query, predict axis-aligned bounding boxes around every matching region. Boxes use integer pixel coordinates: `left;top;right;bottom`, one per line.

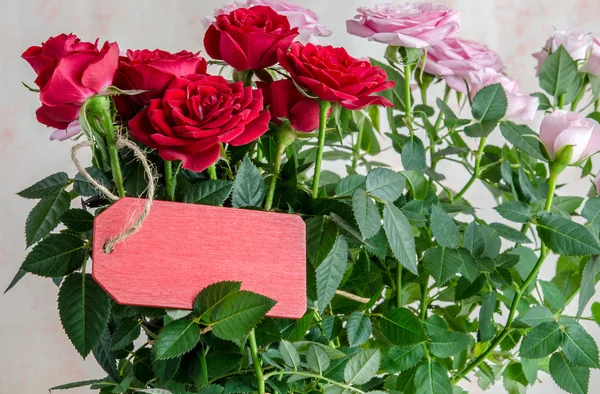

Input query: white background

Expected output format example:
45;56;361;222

1;0;600;393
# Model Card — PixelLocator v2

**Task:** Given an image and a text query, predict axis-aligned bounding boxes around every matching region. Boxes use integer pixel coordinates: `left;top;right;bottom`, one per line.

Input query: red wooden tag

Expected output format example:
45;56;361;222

92;198;306;319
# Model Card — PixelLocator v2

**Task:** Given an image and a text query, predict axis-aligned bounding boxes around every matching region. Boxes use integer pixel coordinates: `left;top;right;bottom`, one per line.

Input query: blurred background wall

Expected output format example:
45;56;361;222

2;0;600;393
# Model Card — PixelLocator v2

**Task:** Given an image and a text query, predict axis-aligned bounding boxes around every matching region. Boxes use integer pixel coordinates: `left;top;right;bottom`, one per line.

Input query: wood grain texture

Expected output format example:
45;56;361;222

92;198;306;319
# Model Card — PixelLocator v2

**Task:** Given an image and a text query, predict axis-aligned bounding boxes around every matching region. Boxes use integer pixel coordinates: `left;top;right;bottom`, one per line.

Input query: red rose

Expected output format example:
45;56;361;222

277;43;395;110
113;49;208;117
128;74;270;172
22;37;119;131
204;6;298;71
257;79;320;133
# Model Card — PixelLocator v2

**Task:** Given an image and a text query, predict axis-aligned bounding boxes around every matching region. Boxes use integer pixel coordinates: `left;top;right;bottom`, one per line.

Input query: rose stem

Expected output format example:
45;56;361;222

248;329;265;394
265;125;294;211
311;100;331;199
404;63;413;134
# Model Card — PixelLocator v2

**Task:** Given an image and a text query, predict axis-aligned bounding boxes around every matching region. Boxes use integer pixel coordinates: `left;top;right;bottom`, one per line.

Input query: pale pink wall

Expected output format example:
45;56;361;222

1;1;599;393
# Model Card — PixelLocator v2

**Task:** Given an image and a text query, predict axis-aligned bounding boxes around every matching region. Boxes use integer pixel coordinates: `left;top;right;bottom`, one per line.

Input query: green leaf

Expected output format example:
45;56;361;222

336;174;366;197
381;308;427;346
58;274;110;358
479;292;497;342
346;312;372;347
499;122;546;161
521;358;538;385
593;302;600;325
92;329;118;381
471;83;508;121
520;306;555;327
582;197;600;230
550;352;590;394
578;257;600;317
316;235;348;312
344;349;381;385
307;345;330;375
560;318;600;368
4;269;26;294
352;190;381;240
21;234;86;277
18;172;69;199
415;360;452;394
520;321;563;359
193;281;241;321
110;320;141;351
383;204;417;275
464;222;485;257
401;170;428;200
232;157;266;208
122;156;147;197
402;136;427;172
429;331;471;358
197;386;224;394
489;222;531;244
382;344;424;373
537;213;600;256
25;190;71;247
430;205;459;249
210;290;276;341
366;168;405;201
73;168;111;197
423;247;470;285
540;280;566;311
540;46;579;98
495;202;533;224
279;340;300;370
184;180;234;206
48;378;111;391
61;209;95;232
154;319;200;360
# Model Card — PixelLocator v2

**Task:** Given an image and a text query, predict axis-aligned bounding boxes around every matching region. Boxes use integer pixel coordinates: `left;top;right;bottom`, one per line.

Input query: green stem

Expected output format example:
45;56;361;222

164;161;175;201
404;64;413;133
208;164;217;180
420;85;428;106
453;167;560;384
571;79;588;111
434;86;452;131
311;101;331;199
263;371;366;394
199;346;209;386
396;265;403;307
453;137;486;202
558;94;566;109
248;329;265;394
352;126;364;170
101;109;125;198
420;275;429;319
265;126;294;211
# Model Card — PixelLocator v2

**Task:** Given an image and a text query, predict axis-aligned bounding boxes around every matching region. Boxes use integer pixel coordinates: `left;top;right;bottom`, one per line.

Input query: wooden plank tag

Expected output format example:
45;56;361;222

92;198;307;319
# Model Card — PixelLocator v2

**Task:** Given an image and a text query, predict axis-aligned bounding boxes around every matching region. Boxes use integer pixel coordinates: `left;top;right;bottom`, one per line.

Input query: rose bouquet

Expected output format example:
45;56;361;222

10;1;600;393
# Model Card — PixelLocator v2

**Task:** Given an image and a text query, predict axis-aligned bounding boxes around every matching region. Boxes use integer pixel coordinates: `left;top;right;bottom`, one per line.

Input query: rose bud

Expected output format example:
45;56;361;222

540;110;600;165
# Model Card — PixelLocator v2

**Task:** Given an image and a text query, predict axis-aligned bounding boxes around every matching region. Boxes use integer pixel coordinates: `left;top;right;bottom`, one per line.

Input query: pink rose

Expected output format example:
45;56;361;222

532;29;593;76
582;37;600;77
422;37;504;93
468;68;538;122
208;0;331;43
346;2;460;48
594;172;600;195
540;110;600;164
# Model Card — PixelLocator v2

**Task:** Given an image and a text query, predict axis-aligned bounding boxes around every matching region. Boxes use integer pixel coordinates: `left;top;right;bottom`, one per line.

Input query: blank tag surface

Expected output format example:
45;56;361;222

92;198;306;319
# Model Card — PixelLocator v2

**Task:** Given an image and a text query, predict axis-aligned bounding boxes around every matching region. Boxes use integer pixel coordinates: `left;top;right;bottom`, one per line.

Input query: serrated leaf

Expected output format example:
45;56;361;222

154;319;200;360
582;197;600;230
58;274;110;358
4;268;26;294
210;290;276;341
540;280;566;311
540;46;579;98
74;168;111;197
184;180;233;206
92;329;118;380
18;172;70;199
537;213;600;256
499;122;546;161
578;256;600;317
401;170;428;200
336;174;366;197
479;292;496;342
194;281;241;321
489;222;531;244
415;360;452;394
383;204;417;275
495;201;533;224
381;308;427;346
316;235;348;312
21;234;86;277
423;247;470;285
430;205;459;248
520;321;563;359
307;345;330;374
520;306;554;327
152;356;181;383
382;344;424;373
48;378;111;391
352;190;381;240
471;83;508;121
110;320;141;351
464;222;485;257
346;312;372;347
306;216;338;268
232;157;266;208
279;340;300;370
429;331;471;358
366;168;405;201
560;318;600;368
61;209;95;232
344;349;381;385
521;358;538;384
402;136;427;172
549;352;590;394
25;190;71;246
